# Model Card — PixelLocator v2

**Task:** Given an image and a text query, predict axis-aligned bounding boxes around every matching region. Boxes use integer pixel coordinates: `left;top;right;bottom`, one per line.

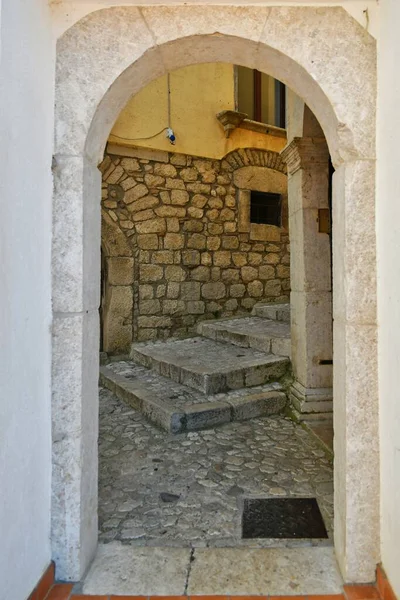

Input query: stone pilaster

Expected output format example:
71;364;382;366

281;137;333;420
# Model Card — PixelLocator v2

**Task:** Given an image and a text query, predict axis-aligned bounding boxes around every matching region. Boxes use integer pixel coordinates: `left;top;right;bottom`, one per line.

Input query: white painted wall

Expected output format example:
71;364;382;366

0;0;54;598
377;1;400;596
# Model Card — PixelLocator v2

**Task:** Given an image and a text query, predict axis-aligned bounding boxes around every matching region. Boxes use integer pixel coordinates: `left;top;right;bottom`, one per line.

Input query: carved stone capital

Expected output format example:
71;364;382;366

280;137;329;175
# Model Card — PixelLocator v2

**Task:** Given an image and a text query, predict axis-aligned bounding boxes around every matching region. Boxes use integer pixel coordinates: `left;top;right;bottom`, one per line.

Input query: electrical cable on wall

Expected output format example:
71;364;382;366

110;72;176;144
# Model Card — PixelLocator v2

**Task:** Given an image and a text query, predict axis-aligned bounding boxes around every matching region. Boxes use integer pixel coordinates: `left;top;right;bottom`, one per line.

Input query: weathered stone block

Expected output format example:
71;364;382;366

140;264;163;282
135;218;166;234
208;198;223;210
277;264;290;279
154;163;177;177
155;205;186;218
207;236;221;251
167;282;180;299
152;250;174;265
171;189;189;205
182;250;200;266
259;265;275;280
232;252;247;267
166;217;180;232
107;257;134;286
180;167;198;182
201;252;212;266
139;284;154;300
220;207;235;221
250;223;281;242
138;316;172;328
188;233;206;250
164;233;185;249
192;194;208;208
248;252;263;266
165;265;186;282
140;299;161;314
248;280;264;297
131;208;156;222
190;266;210;281
214;251;231;267
208;223;223;235
124;184;148;204
265;279;282;296
183;220;204;232
166;178;186;190
241;266;258;282
222;236;239;250
156;284;166;298
170;153;187;166
222;268;240;284
187;182;211;194
120;158;140;173
211;267;221;281
181;281;201;301
230;284;246;298
241;297;257;310
188;206;204;219
202;282;226;300
265;253;280;265
225;298;238;311
162;299;185;315
187;301;206;314
144;174;164;187
206;208;220;221
137;233;158;249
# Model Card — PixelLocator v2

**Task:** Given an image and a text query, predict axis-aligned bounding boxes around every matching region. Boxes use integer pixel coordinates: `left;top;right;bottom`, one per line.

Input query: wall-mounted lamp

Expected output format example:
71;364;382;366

166;127;176;145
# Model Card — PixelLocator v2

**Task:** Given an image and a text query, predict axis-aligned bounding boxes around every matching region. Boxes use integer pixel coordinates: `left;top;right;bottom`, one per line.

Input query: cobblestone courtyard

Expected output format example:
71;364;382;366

99;386;333;547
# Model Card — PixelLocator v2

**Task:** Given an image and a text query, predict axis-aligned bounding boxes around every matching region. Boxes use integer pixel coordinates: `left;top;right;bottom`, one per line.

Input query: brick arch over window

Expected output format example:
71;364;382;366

52;5;378;584
221;148;287;174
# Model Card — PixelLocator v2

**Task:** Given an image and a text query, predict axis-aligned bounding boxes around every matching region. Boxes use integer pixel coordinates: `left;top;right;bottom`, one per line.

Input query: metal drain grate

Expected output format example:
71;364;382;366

242;497;328;539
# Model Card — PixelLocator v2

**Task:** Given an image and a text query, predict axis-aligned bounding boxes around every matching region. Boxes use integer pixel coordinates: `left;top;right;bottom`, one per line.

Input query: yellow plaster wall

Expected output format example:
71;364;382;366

109;63;286;160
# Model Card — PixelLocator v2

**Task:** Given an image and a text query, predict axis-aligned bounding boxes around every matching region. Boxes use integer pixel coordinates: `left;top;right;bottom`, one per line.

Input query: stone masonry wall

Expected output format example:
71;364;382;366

100;146;290;344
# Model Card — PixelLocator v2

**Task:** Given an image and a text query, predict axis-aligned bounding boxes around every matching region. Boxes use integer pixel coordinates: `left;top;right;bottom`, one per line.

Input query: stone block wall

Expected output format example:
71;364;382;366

100;146;290;346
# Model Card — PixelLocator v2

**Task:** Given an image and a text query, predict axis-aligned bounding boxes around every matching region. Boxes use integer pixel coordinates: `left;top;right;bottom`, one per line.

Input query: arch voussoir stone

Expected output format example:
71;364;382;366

52;4;379;584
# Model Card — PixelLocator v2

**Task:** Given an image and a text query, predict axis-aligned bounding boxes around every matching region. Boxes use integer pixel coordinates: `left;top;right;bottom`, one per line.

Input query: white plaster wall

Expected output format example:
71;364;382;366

0;0;55;598
377;0;400;596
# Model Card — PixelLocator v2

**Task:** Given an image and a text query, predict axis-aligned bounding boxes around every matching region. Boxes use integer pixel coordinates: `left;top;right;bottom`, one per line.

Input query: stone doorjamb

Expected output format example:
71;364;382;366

281;136;333;420
52;5;379;584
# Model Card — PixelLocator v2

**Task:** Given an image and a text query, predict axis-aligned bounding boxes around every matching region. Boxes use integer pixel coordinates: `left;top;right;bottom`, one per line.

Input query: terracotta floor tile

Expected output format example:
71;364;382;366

37;564;55;600
269;596;307;600
376;567;387;599
149;596;187;600
228;596;267;599
72;596;108;599
110;596;148;599
343;586;380;600
188;596;228;600
308;595;345;600
45;584;74;600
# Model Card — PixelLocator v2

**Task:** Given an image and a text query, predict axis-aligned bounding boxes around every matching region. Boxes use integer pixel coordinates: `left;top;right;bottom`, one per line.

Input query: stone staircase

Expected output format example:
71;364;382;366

100;302;292;434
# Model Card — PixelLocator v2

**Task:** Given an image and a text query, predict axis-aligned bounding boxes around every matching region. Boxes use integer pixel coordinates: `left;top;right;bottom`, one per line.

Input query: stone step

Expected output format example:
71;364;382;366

252;302;291;323
130;337;290;395
100;361;287;433
197;316;291;358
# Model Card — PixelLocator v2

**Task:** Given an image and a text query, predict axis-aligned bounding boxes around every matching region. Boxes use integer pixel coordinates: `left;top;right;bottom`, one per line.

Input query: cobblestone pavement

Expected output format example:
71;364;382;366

99;387;333;548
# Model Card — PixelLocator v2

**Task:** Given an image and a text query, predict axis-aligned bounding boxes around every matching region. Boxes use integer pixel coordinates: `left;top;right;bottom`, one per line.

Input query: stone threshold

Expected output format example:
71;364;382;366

100;362;286;433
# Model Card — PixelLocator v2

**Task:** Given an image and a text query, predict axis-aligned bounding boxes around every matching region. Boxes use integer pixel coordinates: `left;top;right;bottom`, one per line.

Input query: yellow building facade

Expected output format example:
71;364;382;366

109;63;286;158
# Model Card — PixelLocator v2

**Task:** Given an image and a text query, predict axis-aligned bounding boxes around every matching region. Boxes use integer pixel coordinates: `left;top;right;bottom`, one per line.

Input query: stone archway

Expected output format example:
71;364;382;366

52;5;378;584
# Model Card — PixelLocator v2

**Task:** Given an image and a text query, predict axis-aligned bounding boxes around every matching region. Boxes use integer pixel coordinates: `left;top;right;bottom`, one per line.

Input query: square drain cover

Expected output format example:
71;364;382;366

242;497;328;539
